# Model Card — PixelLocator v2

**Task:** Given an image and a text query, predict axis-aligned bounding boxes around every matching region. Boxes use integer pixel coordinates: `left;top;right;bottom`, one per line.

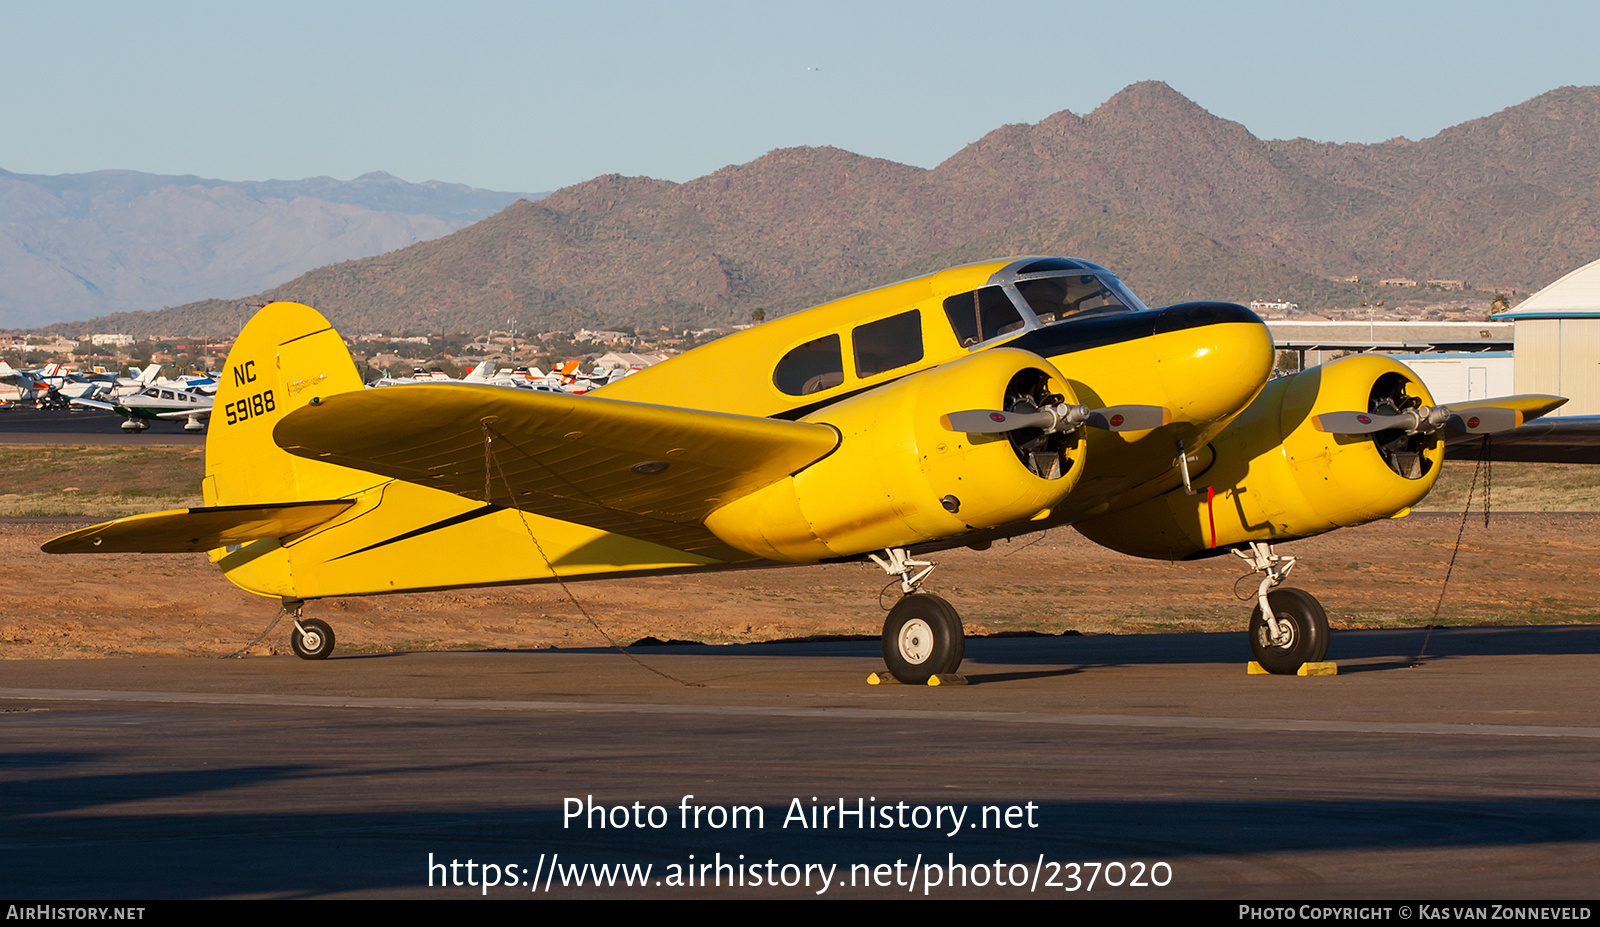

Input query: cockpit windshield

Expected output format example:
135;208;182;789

1013;273;1141;325
942;262;1150;350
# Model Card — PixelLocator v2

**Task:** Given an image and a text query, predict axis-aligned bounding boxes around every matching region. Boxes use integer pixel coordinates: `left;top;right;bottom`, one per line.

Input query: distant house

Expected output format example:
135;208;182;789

1378;278;1419;288
594;352;667;371
17;337;79;354
576;329;635;346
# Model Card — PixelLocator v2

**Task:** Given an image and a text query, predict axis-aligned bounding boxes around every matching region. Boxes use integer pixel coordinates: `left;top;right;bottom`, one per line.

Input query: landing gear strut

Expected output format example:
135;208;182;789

1235;542;1328;674
870;548;964;684
284;599;336;660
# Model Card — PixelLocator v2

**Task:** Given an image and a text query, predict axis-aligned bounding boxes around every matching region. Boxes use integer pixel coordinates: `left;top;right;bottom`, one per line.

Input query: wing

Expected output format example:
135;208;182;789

70;397;118;412
42;500;355;554
1447;414;1600;463
273;384;838;557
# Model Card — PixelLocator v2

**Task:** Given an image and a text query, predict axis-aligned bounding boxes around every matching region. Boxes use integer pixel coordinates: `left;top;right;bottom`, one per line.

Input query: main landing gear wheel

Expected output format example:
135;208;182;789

1248;587;1328;675
881;592;964;684
291;617;336;660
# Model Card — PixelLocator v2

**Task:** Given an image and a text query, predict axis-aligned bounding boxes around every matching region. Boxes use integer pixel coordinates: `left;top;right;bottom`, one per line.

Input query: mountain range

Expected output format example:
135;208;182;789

38;82;1600;337
0;169;536;327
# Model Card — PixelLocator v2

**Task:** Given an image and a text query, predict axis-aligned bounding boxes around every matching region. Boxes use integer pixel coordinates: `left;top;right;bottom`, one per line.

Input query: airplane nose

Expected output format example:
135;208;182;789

1151;301;1275;425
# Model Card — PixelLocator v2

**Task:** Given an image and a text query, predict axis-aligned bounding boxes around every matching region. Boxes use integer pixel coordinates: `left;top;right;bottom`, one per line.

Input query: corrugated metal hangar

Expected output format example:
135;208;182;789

1492;256;1600;416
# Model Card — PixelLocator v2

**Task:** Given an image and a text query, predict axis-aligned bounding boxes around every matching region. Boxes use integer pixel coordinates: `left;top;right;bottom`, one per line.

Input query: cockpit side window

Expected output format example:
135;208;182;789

943;287;1024;347
1015;274;1132;324
853;310;923;378
773;334;845;396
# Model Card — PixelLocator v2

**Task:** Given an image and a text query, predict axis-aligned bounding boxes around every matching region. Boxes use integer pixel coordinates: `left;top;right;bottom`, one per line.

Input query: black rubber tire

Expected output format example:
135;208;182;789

1248;587;1329;675
881;592;964;684
291;617;336;661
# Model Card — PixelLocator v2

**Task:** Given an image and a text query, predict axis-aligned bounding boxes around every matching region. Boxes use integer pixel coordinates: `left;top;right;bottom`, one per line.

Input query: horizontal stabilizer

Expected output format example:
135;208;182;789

41;500;355;554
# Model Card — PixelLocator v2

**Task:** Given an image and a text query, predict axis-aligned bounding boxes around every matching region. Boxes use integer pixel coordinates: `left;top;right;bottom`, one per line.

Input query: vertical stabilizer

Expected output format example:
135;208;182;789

204;302;373;508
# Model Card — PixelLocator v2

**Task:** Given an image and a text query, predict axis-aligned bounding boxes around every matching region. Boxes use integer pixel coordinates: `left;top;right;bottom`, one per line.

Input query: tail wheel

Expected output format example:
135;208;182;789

1248;587;1328;674
291;617;336;660
881;592;964;684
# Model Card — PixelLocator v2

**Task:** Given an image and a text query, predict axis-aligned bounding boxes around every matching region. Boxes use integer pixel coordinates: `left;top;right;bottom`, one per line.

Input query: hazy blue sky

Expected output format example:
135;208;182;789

5;1;1598;194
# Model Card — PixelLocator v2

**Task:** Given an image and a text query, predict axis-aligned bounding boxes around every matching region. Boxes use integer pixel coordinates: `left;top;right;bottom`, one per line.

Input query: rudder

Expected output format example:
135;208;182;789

205;302;373;507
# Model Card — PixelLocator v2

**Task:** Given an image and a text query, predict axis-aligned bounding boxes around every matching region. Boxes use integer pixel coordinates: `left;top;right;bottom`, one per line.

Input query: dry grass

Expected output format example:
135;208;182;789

0;445;204;516
1414;460;1600;512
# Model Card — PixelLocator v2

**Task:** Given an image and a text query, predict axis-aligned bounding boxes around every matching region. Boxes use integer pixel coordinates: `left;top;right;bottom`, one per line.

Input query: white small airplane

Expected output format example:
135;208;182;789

371;361;571;394
94;363;166;402
463;360;581;391
72;383;214;432
0;361;52;407
31;363;109;403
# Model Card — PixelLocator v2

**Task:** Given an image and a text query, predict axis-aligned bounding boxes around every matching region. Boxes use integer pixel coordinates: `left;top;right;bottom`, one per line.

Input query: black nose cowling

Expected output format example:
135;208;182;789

1152;301;1264;335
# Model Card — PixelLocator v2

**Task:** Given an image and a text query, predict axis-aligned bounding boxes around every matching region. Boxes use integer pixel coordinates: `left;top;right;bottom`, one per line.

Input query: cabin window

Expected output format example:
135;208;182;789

1015;274;1133;324
943;287;1024;347
773;334;845;396
853;310;923;378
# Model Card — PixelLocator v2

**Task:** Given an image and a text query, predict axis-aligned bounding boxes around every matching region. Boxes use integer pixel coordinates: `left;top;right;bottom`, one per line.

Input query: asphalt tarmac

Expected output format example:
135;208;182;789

4;625;1599;899
0;407;204;442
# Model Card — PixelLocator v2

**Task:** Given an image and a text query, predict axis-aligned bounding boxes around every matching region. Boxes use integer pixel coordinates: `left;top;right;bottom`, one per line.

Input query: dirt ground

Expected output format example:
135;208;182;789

5;507;1598;660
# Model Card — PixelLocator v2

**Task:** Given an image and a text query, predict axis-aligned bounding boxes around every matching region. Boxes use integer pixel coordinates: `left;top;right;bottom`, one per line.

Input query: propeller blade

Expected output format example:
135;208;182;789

940;409;1056;434
942;403;1173;435
1318;401;1531;438
1445;406;1522;436
1086;405;1171;432
1313;410;1420;435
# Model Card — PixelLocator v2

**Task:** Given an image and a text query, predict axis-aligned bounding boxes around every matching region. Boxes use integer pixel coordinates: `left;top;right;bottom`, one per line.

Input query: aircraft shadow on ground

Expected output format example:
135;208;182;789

439;624;1600;675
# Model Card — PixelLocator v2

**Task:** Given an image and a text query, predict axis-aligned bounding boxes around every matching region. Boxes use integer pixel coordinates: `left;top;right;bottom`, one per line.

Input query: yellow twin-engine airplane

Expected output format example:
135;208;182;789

43;257;1563;682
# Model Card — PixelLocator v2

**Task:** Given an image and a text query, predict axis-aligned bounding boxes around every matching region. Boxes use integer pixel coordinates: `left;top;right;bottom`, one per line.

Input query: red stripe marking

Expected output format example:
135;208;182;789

1206;485;1217;548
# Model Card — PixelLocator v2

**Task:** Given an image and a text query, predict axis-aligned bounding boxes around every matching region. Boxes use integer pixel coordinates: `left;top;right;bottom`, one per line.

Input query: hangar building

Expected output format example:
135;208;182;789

1493;256;1600;416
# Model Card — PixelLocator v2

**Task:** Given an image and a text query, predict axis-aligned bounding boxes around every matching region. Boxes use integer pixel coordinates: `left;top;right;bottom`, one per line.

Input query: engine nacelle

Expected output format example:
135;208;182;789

706;349;1086;561
1077;354;1444;560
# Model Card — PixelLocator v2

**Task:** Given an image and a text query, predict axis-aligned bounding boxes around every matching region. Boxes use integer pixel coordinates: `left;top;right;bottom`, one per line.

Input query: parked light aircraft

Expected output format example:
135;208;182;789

98;363;166;401
31;363;110;404
0;361;53;407
42;257;1562;680
71;384;214;432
